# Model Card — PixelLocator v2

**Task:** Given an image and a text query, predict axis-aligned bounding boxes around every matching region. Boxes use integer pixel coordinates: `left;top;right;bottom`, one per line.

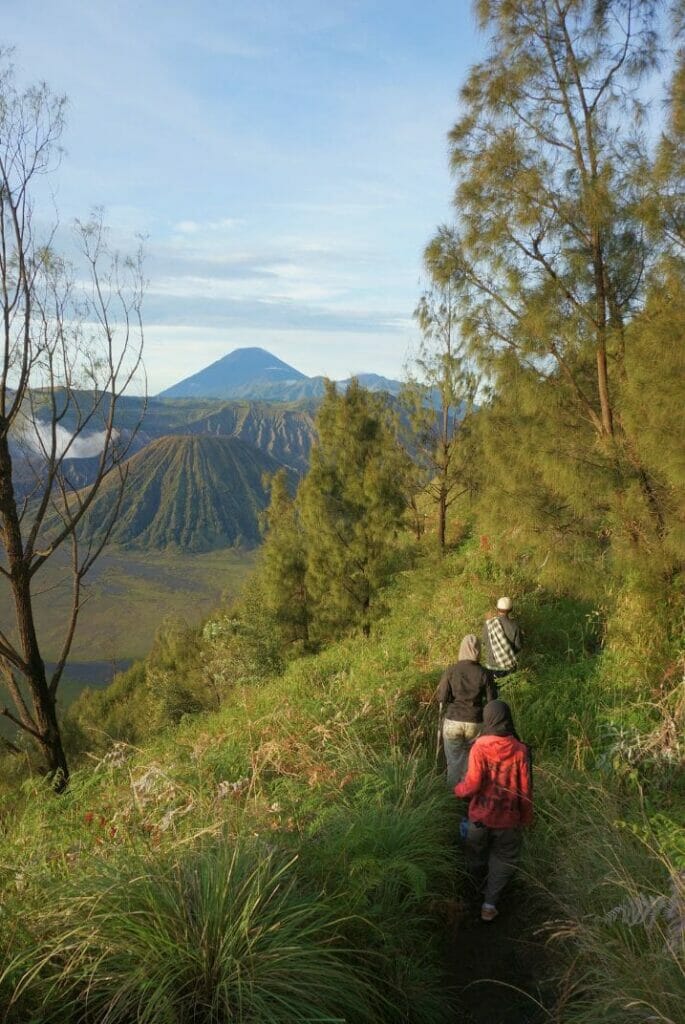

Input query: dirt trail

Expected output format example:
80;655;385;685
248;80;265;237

446;883;554;1024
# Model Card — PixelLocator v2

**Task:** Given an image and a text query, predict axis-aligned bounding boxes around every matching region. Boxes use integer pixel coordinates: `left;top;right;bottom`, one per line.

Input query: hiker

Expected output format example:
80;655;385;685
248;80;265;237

435;635;497;788
482;596;522;679
454;699;533;923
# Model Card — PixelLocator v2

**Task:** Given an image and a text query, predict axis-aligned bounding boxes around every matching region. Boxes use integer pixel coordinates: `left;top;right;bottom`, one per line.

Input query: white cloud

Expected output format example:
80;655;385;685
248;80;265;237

20;420;113;460
173;218;243;236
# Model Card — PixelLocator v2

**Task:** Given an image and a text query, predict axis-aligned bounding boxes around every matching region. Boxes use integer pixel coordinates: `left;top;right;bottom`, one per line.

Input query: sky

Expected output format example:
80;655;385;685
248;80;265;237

7;1;486;394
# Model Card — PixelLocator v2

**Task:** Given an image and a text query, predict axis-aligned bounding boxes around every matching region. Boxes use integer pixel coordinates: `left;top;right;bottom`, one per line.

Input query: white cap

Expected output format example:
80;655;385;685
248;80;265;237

497;596;513;611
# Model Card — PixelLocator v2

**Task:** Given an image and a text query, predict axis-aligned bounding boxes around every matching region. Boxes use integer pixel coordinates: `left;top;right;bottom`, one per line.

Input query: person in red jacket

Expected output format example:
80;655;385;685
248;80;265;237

454;700;533;922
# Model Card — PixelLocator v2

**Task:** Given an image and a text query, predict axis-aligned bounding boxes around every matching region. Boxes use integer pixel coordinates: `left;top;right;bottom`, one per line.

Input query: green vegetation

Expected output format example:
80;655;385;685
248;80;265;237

259;380;410;648
422;0;684;656
7;842;391;1024
401;279;479;548
259;469;311;648
298;380;409;639
0;551;462;1021
1;544;682;1021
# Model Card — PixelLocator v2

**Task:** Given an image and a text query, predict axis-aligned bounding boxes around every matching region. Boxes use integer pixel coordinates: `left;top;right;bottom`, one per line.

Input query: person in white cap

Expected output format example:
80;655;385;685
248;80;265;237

482;597;522;679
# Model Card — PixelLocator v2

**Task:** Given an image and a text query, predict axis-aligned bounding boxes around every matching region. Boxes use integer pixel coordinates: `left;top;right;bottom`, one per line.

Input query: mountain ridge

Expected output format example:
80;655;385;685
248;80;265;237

158;346;402;401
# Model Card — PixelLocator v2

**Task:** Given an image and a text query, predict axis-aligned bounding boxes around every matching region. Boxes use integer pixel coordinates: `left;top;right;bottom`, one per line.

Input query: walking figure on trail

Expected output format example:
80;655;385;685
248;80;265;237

435;635;497;788
454;700;533;923
482;597;522;680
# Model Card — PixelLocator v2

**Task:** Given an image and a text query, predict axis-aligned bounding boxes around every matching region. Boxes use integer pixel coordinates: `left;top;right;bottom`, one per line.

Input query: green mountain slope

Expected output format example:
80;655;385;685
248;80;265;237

23;393;317;478
179;401;316;474
80;435;288;551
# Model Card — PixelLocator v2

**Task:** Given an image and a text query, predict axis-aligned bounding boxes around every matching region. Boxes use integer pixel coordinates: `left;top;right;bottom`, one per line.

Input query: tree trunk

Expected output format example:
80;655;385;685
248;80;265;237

33;678;69;789
409;495;424;541
361;586;371;637
438;485;447;550
593;225;614;439
596;343;613;437
0;434;69;788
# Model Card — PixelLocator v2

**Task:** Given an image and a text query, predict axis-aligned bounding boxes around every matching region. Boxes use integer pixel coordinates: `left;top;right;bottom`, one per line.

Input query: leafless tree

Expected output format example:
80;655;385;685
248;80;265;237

0;54;145;788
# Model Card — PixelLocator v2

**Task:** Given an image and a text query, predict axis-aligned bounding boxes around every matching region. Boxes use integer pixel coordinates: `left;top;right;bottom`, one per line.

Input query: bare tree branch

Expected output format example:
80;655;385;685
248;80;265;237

0;58;145;787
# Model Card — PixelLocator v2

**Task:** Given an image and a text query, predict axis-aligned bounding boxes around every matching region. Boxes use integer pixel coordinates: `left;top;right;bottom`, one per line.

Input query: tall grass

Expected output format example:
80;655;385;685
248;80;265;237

295;747;457;1024
3;840;388;1024
523;770;685;1024
1;741;457;1022
298;746;456;915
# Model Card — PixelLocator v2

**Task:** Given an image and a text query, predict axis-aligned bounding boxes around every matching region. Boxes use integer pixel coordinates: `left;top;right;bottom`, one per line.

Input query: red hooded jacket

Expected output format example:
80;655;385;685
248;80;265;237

454;733;533;829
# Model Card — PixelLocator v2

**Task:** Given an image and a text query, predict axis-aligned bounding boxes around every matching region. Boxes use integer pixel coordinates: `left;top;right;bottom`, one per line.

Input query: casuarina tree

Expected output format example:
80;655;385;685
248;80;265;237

425;1;681;615
259;468;311;649
0;54;144;787
299;380;408;639
401;278;479;550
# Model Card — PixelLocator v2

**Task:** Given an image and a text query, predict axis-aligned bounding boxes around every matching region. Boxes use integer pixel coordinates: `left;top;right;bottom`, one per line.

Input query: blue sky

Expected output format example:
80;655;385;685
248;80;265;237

9;1;485;393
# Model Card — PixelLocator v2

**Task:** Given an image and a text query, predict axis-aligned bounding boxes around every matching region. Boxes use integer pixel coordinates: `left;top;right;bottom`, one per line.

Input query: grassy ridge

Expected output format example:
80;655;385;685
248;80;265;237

0;544;682;1021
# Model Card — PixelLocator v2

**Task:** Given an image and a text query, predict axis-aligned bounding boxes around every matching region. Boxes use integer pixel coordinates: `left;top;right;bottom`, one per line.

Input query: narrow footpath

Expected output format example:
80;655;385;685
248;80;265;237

447;882;555;1024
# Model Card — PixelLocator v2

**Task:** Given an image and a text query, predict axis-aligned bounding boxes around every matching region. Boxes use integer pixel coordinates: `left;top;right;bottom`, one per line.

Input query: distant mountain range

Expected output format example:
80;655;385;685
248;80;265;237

14;348;404;552
158;347;403;401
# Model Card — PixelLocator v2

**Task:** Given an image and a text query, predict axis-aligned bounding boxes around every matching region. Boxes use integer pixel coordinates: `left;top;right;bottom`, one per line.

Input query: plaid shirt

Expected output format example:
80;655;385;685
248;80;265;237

485;616;518;671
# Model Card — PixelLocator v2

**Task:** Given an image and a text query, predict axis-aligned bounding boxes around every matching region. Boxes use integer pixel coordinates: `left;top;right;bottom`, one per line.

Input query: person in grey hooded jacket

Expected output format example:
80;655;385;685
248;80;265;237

435;635;497;787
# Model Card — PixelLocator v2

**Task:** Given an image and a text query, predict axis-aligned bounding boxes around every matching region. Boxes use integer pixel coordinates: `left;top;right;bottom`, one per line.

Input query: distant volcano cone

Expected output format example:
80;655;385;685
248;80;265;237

77;435;289;551
157;346;403;401
158;347;306;399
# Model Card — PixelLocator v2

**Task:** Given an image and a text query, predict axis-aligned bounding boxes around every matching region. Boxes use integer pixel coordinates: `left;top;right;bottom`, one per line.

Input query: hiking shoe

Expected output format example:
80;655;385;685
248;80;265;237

481;903;498;922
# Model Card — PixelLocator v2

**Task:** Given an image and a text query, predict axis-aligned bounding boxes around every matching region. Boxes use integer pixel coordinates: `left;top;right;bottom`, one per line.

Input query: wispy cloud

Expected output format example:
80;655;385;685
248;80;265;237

173;217;243;236
18;418;112;460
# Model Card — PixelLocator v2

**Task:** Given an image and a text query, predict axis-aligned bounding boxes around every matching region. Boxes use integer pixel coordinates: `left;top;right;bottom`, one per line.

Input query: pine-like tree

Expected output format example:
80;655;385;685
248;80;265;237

259;469;310;649
401;279;479;549
424;0;680;624
299;380;408;639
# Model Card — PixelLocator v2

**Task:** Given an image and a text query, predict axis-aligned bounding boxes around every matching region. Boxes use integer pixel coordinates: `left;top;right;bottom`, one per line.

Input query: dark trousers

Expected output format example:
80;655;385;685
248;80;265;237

465;822;522;906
